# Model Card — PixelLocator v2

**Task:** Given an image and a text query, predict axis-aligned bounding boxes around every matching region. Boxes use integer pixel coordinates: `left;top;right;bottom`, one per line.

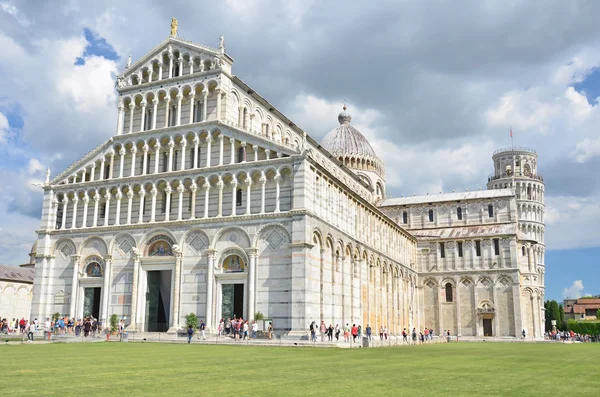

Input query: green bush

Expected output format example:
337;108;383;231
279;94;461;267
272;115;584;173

567;319;600;335
185;313;198;330
597;309;600;320
52;312;60;322
110;314;119;334
254;311;264;320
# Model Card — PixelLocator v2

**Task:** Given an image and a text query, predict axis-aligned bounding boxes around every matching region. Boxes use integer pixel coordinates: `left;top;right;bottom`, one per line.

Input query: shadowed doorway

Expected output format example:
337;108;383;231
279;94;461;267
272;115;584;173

145;270;172;332
221;284;244;319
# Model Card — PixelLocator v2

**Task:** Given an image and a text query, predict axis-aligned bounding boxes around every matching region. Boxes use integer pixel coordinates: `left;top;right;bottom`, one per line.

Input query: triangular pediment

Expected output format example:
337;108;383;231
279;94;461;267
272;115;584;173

121;37;227;83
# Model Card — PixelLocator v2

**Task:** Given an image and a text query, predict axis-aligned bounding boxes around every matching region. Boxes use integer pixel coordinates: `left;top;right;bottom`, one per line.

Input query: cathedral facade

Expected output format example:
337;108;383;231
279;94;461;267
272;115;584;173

29;31;545;338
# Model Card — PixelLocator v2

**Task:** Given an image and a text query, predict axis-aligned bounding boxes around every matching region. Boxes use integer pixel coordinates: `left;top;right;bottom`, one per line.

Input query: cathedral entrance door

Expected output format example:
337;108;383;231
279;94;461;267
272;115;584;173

483;318;493;337
221;284;244;320
145;270;172;332
83;287;101;319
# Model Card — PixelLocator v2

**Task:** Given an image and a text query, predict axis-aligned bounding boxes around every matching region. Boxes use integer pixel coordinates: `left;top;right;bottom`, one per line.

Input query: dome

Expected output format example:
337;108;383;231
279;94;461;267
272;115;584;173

321;107;384;179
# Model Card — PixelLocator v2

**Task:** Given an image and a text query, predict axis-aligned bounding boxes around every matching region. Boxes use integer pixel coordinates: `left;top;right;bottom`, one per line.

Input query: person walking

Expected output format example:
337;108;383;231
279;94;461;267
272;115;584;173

357;324;362;340
320;320;327;342
402;328;408;343
412;328;417;345
187;325;194;343
199;320;206;340
251;320;258;339
243;321;249;340
335;324;340;341
351;324;358;342
366;325;372;342
27;321;35;342
310;321;316;342
267;321;273;340
327;324;334;341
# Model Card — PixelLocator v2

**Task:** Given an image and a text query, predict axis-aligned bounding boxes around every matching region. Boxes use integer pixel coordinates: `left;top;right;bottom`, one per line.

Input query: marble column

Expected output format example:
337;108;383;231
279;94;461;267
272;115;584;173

114;189;122;226
245;177;252;215
217;178;224;217
189;183;197;219
101;255;112;324
177;184;184;221
129;251;141;330
169;247;183;332
138;190;145;223
150;185;157;222
70;196;79;229
130;147;137;177
248;248;258;321
126;189;134;225
205;249;216;329
203;182;210;218
81;194;89;228
69;255;81;318
92;191;100;227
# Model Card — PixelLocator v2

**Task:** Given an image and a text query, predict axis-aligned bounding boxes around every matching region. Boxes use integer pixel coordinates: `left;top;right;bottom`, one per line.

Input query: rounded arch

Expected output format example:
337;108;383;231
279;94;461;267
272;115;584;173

109;232;138;259
78;236;108;257
83;255;104;277
212;226;251;249
140;228;178;255
53;238;77;259
253;222;292;248
181;228;211;256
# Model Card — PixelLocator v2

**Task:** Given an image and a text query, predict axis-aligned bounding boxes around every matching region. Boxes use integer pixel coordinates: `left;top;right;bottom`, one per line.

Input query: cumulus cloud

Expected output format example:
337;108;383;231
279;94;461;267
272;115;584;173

571;137;600;163
563;280;585;299
0;111;7;143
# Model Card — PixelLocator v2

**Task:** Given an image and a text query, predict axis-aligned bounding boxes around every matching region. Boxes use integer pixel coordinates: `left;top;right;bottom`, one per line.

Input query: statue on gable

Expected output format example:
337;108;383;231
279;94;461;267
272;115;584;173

126;55;131;68
115;76;126;88
170;17;178;37
213;56;221;68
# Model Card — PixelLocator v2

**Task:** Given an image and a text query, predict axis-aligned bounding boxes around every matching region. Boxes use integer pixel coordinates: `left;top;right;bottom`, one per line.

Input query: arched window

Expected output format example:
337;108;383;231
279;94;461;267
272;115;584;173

162;152;168;172
162;191;167;213
238;146;246;163
146;153;151;174
144;109;152;131
190;148;195;169
169;105;177;126
195;101;202;122
104;164;111;180
428;209;434;222
522;246;526;256
56;206;64;229
173;150;179;171
457;207;463;220
173;64;180;77
402;211;408;224
243;108;248;129
265;124;270;137
445;283;453;302
488;204;494;218
236;189;243;206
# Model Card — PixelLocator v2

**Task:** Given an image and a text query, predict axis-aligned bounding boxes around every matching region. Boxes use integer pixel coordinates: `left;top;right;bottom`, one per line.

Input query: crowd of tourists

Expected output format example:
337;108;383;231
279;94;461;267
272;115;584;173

0;317;38;342
0;315;107;341
185;316;274;343
545;330;597;342
307;320;454;344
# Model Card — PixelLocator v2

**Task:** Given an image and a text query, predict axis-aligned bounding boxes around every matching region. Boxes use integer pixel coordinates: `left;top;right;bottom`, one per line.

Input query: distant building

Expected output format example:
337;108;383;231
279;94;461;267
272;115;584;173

0;264;35;321
564;298;600;321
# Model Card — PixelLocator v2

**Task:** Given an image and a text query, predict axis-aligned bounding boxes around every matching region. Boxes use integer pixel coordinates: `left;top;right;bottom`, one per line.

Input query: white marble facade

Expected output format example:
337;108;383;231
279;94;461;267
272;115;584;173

29;34;544;338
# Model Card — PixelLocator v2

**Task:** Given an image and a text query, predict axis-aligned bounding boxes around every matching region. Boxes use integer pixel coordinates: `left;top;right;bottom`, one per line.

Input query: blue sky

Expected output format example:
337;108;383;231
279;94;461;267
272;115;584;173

0;0;599;303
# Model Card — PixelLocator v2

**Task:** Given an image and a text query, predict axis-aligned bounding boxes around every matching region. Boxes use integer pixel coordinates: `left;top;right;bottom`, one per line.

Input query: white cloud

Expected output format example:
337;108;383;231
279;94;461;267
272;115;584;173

0;111;7;143
563;280;584;299
545;196;600;250
571;137;600;163
0;2;31;26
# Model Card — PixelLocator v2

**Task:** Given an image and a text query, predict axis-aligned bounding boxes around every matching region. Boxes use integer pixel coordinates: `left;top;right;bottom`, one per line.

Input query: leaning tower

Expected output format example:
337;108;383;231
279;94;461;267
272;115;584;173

487;147;545;338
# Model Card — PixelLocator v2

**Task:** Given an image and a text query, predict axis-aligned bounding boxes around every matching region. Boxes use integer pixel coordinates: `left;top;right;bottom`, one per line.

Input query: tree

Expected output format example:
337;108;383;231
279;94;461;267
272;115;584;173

185;313;198;330
544;300;561;332
110;314;119;335
558;304;566;330
597;309;600;320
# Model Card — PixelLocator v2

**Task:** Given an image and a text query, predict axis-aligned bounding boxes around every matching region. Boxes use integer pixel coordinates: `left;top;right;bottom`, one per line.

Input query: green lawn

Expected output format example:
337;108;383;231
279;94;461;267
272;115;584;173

1;342;598;396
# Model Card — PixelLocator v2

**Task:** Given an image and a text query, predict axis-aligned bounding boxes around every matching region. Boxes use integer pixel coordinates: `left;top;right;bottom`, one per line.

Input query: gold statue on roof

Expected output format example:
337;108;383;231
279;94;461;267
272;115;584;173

170;18;178;37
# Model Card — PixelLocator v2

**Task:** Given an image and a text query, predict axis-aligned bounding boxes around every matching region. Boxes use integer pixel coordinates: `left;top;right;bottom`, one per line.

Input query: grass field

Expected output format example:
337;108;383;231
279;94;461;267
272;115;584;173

1;342;598;396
